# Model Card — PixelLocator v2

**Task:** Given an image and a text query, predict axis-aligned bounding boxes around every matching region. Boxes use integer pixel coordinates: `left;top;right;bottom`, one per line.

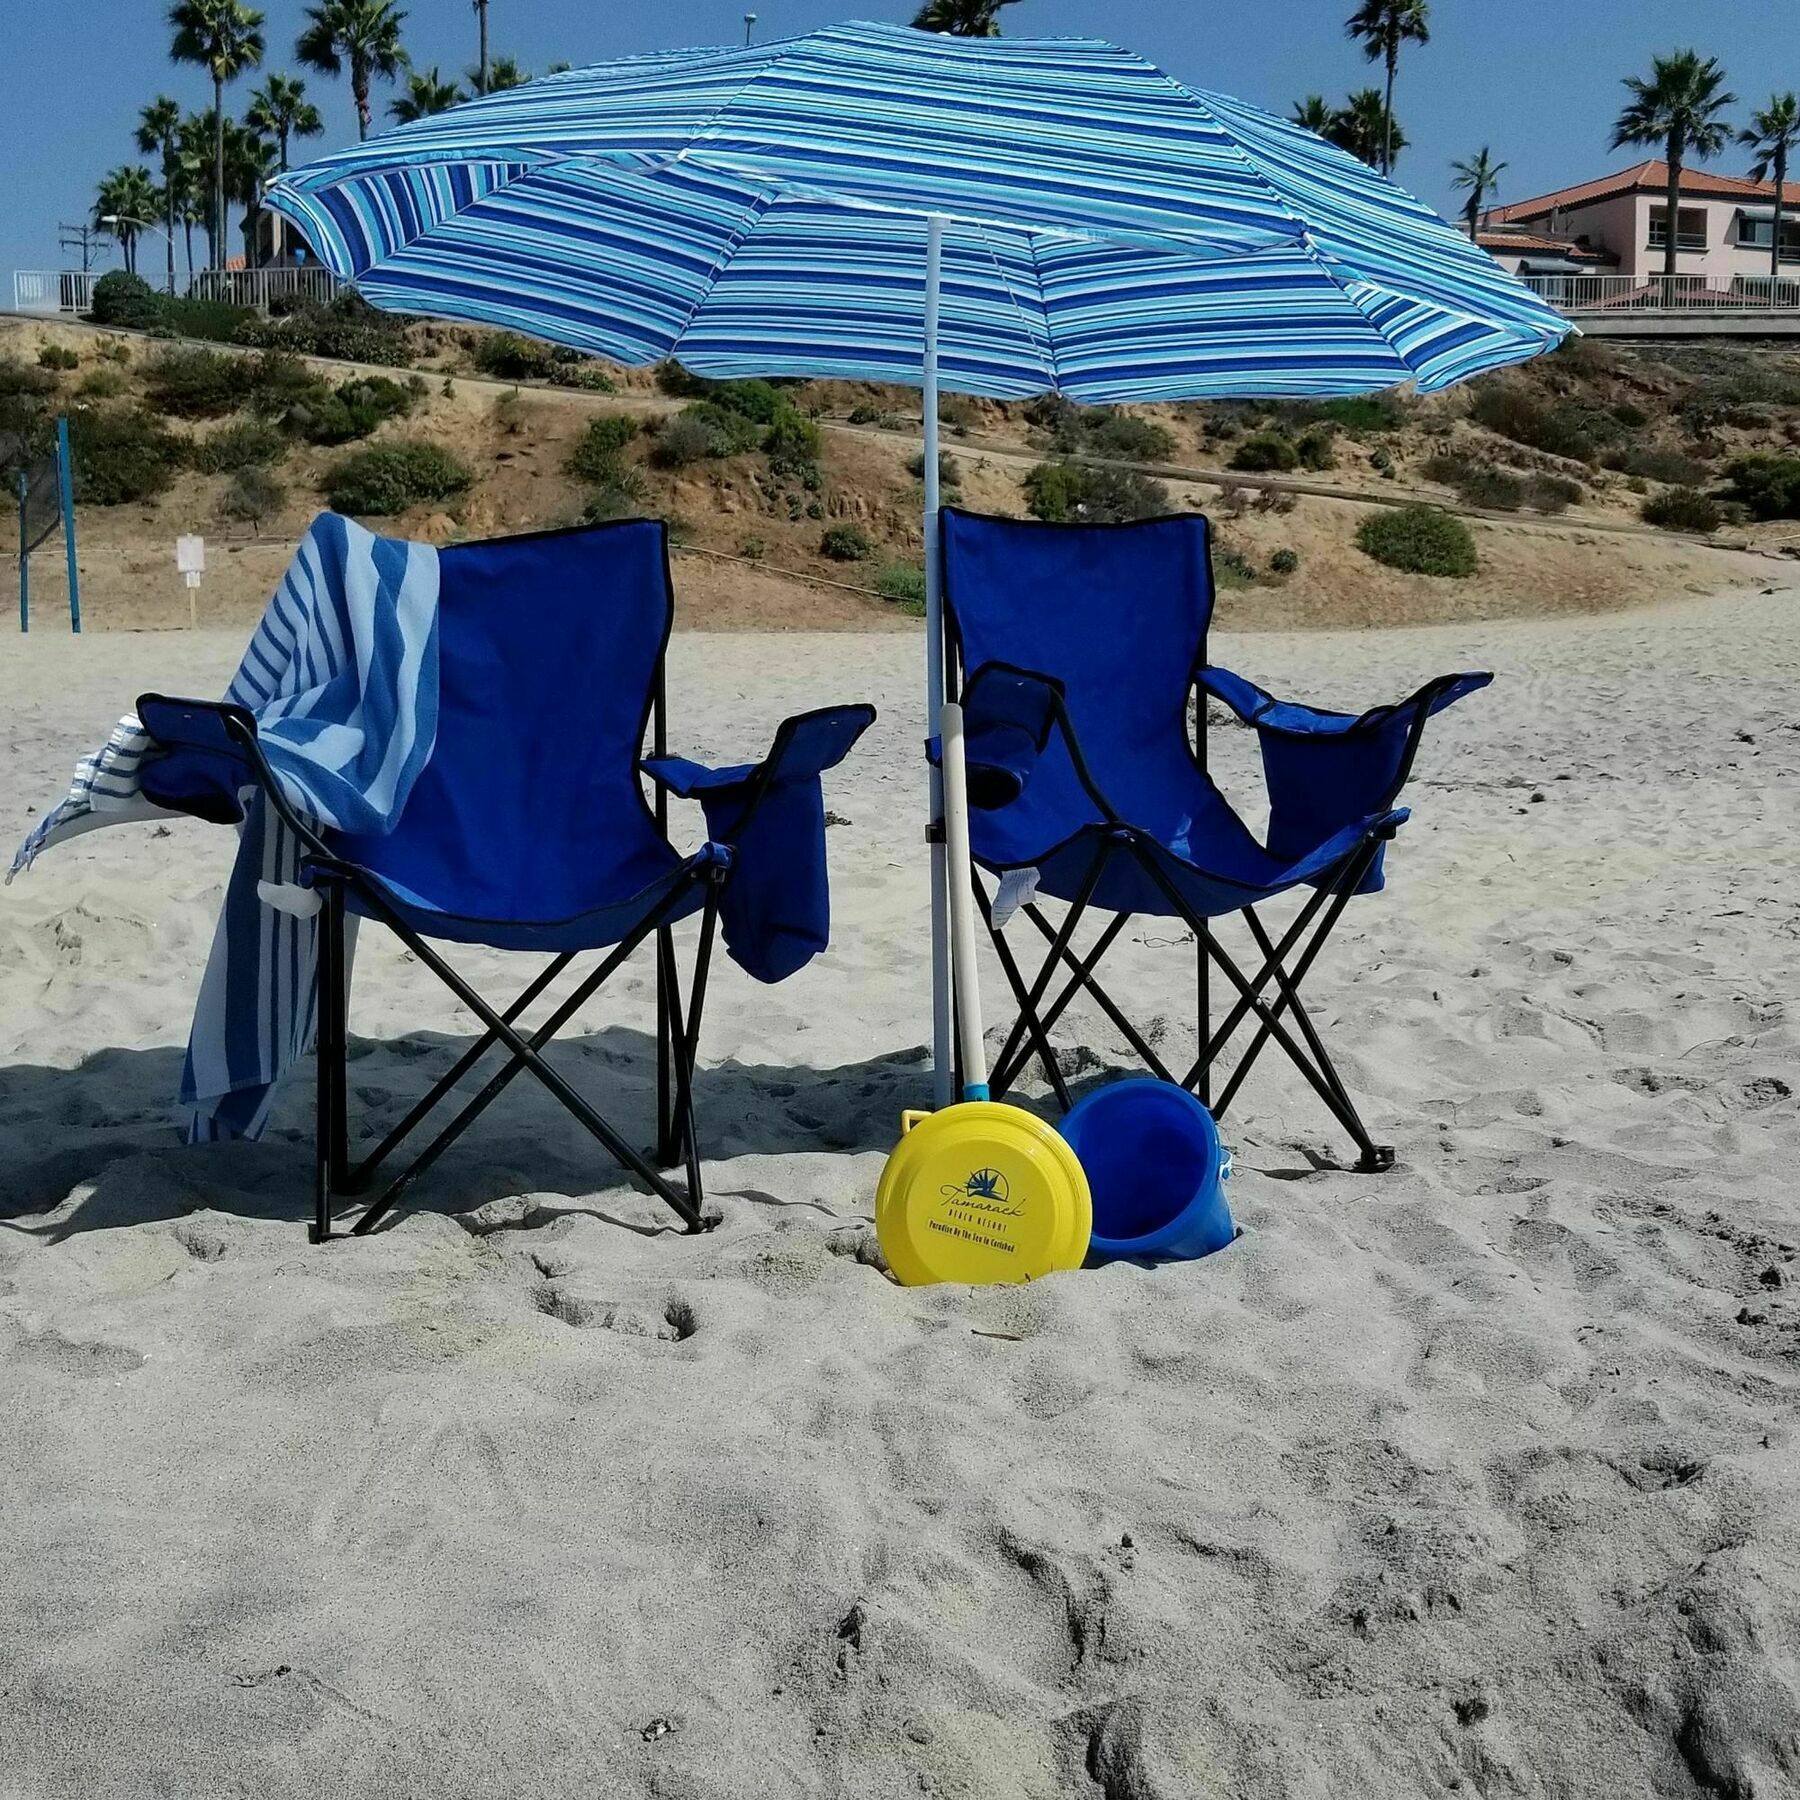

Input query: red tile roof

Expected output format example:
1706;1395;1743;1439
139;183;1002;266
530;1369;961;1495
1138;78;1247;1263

1493;161;1800;223
1476;230;1614;261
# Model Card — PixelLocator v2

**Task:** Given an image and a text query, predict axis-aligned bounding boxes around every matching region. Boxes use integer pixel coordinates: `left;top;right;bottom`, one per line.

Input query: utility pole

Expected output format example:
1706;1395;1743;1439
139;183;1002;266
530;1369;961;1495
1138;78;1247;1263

57;222;105;272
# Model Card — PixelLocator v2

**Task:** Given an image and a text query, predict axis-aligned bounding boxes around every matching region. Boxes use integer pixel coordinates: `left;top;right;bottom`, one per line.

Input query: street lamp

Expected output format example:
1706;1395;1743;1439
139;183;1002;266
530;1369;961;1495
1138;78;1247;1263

99;213;172;288
744;13;757;45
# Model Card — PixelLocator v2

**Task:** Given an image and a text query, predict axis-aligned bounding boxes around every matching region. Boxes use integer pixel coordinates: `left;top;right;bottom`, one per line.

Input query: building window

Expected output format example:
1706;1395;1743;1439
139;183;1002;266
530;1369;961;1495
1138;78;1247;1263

1648;207;1708;251
1737;214;1800;261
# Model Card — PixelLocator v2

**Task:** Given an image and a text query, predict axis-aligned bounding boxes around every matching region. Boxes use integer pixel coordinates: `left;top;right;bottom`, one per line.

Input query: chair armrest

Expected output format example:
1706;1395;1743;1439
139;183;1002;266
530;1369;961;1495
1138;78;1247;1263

953;661;1125;825
1196;667;1492;889
136;693;340;866
643;702;876;844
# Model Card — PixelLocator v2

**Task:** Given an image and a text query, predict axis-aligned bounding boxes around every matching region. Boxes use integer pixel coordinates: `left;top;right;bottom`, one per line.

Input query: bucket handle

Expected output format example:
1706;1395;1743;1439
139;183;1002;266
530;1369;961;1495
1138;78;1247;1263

900;1109;931;1137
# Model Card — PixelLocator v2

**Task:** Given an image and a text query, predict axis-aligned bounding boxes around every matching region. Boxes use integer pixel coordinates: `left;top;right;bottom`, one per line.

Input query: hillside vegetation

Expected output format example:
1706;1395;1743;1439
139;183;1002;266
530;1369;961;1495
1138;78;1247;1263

0;294;1781;632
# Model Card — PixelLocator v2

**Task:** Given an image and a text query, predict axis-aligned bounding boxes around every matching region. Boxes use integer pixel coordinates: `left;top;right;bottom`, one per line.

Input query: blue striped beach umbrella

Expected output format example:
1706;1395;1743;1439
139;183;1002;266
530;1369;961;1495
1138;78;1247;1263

266;20;1571;1103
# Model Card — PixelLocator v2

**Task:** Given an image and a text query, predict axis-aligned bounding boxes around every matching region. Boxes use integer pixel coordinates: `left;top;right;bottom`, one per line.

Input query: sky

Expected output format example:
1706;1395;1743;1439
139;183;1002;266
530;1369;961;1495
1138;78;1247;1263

5;0;1799;287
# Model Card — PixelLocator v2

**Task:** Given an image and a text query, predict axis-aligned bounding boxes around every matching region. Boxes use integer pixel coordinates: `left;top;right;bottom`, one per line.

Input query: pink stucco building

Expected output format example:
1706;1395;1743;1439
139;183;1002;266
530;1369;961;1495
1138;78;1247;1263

1478;160;1800;293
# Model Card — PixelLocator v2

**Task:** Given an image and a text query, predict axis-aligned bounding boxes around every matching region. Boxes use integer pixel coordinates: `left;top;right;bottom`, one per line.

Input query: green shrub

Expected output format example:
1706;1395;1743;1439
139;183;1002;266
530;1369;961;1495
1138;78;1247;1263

848;403;885;425
88;271;163;330
1023;458;1170;524
651;414;722;468
1295;426;1337;472
820;523;873;561
694;400;769;456
191;418;288;473
1602;443;1707;486
66;408;182;504
1641;487;1725;532
161;296;257;345
0;355;58;402
655;360;714;398
37;345;79;372
738;536;766;560
471;332;557;381
323;441;472;515
707;378;786;424
1213;546;1258;589
580;464;648;521
1355;506;1478;577
144;345;252;418
1422;452;1524;511
1468;384;1598;464
549;361;617;393
1229;433;1299;474
1314;394;1403;433
764;407;822;472
1064;408;1176;464
906;449;961;488
874;561;927;610
234;290;412;367
1723;454;1800;520
1526;474;1583;515
1370;446;1394;474
1269;548;1300;575
218;464;285;527
567;415;640;481
288;374;422;445
244;350;331;417
1612;401;1649;428
76;367;128;400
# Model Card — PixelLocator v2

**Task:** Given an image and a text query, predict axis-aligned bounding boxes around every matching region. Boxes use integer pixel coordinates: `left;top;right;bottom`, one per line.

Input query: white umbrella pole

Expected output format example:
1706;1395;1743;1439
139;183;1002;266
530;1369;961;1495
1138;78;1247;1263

923;215;954;1109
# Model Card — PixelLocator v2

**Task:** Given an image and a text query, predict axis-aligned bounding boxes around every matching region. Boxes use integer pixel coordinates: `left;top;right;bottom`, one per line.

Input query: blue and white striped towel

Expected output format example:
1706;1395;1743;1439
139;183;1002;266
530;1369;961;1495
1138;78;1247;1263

10;512;440;1142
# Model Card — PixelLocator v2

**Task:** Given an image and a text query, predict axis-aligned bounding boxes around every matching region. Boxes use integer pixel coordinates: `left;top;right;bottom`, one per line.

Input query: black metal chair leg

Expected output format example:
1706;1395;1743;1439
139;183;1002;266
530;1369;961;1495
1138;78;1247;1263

312;878;346;1244
666;881;722;1225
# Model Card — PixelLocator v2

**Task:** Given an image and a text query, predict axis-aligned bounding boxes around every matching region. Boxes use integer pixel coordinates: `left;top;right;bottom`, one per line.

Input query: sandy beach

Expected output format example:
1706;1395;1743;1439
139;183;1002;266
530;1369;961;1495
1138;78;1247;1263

3;591;1799;1799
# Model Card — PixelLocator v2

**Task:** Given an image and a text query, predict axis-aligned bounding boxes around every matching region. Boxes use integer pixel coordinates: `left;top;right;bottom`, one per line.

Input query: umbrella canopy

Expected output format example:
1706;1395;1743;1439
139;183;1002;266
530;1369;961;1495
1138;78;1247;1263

265;21;1570;404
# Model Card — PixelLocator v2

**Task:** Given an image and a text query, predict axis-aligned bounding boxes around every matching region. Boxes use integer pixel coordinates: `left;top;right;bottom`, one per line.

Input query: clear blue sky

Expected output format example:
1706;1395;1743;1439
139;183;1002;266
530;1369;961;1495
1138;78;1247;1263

6;1;1798;284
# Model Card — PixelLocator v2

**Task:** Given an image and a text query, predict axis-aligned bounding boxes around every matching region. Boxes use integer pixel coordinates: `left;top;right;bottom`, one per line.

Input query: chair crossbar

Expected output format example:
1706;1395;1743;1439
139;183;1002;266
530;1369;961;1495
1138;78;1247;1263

973;829;1395;1170
313;869;719;1242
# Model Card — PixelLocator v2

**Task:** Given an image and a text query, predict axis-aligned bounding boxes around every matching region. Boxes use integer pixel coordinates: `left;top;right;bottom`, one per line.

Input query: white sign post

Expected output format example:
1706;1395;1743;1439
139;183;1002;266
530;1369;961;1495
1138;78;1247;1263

176;535;205;629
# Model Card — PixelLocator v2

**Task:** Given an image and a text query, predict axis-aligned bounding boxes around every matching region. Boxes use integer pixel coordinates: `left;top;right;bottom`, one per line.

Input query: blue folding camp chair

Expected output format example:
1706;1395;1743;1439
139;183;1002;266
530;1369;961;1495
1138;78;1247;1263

940;506;1488;1169
135;520;873;1240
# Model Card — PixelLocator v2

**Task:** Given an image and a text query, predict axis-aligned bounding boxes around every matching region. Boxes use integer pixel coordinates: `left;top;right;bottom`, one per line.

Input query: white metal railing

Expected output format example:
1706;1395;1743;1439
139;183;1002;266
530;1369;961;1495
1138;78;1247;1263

10;265;340;318
1523;273;1800;314
13;270;100;314
185;265;343;311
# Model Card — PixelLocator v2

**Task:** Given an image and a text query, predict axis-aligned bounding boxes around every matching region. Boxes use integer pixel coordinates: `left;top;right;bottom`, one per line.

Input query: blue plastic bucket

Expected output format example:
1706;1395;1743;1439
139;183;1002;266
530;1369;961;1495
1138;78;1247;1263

1057;1080;1235;1264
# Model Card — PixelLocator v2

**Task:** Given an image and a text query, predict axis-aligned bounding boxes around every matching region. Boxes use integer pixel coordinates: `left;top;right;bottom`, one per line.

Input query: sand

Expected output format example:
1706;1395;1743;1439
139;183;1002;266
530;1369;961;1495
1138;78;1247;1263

2;592;1799;1799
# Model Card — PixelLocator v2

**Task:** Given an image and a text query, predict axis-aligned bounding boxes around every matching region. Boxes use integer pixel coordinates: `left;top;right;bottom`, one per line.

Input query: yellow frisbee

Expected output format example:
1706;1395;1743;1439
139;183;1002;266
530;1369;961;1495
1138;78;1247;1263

875;1103;1092;1288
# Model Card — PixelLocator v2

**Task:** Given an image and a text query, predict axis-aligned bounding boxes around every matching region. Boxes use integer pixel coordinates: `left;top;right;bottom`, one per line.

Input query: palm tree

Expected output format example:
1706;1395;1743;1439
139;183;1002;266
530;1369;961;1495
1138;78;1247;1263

1344;0;1430;176
168;0;266;271
1329;90;1406;169
472;0;489;95
1613;50;1736;283
1290;95;1336;136
247;73;323;170
297;0;408;141
910;0;1021;35
94;167;161;276
223;122;276;263
467;52;527;92
1450;145;1509;239
1740;94;1800;287
135;96;184;293
176;113;214;276
392;65;464;121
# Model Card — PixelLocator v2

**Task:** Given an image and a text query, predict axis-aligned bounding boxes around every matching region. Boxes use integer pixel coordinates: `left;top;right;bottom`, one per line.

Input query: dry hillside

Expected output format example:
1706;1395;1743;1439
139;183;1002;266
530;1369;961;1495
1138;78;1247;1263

0;304;1786;634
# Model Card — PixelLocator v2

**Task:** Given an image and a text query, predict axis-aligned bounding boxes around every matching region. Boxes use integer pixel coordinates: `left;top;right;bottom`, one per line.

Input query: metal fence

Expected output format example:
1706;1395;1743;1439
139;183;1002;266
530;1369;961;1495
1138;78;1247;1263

12;265;341;317
1522;273;1800;314
12;271;101;315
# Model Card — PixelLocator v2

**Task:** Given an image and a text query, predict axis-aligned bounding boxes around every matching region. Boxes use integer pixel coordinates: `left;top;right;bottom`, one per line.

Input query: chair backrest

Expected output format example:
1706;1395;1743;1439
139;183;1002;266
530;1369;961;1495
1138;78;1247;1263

941;507;1217;853
340;519;675;921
